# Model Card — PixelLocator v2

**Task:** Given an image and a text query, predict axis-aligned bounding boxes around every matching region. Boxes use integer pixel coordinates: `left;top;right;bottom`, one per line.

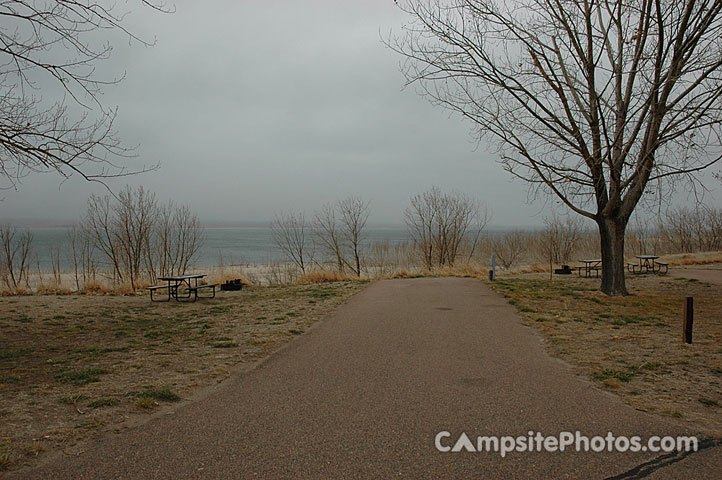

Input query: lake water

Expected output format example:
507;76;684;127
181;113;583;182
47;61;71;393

17;224;526;272
21;225;413;271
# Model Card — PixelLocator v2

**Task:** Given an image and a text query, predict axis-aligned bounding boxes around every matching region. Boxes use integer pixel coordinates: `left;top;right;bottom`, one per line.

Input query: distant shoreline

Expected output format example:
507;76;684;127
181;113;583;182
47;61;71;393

7;224;550;272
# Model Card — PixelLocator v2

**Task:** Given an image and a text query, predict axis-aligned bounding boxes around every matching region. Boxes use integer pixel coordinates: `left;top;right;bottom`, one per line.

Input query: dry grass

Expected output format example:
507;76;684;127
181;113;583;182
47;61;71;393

389;268;414;278
0;280;367;472
518;263;548;274
297;270;358;284
664;251;722;266
386;264;487;279
488;270;722;434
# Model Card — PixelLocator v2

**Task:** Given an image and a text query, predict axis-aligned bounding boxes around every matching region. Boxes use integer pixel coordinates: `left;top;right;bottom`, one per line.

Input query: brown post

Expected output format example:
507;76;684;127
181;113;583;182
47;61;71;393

683;297;694;344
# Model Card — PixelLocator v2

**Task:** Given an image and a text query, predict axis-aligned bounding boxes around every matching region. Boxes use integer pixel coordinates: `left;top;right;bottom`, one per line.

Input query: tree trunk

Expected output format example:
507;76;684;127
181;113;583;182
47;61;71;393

597;216;629;296
354;247;361;277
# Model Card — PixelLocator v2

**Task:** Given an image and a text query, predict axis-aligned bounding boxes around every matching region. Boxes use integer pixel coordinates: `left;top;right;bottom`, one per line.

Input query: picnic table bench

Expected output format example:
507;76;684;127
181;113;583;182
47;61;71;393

188;283;217;299
147;284;175;302
654;260;669;274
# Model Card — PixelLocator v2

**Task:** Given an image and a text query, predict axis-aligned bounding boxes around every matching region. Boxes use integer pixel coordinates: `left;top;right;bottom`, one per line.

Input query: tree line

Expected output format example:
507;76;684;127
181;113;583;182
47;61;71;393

271;189;491;277
0;186;204;292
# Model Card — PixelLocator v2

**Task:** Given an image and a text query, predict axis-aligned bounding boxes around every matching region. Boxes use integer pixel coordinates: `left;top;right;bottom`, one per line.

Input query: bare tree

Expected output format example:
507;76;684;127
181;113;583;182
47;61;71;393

0;225;33;291
147;202;205;280
172;204;205;275
405;190;437;269
405;187;488;269
113;186;157;289
0;1;170;189
338;196;371;277
68;226;97;291
83;194;123;283
661;205;722;252
271;211;313;274
82;185;204;288
314;203;347;272
492;231;528;270
50;246;62;287
391;0;722;295
537;213;584;266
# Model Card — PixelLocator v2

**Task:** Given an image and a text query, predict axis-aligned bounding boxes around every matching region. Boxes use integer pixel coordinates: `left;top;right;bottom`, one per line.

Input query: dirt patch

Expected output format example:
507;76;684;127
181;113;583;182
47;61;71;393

489;269;722;435
0;281;368;472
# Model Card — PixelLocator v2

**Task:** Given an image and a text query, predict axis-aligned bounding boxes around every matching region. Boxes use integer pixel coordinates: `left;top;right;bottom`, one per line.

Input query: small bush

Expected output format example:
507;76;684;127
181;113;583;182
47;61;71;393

135;397;156;409
591;369;635;383
137;387;180;402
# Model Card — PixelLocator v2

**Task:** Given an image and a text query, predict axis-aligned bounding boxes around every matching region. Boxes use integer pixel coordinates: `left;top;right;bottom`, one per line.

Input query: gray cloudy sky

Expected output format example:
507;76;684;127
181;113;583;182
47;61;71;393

2;1;713;227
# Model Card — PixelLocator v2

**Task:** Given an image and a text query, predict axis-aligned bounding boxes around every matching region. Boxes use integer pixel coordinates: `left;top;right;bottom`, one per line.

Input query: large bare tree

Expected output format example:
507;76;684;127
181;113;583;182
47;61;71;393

271;211;314;274
338;196;371;277
314;197;371;276
314;203;347;272
391;0;722;294
0;1;170;189
405;187;489;269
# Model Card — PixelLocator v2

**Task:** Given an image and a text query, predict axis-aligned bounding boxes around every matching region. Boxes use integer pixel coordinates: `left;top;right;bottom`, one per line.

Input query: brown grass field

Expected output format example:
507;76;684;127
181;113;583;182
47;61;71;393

0;281;367;471
489;267;722;435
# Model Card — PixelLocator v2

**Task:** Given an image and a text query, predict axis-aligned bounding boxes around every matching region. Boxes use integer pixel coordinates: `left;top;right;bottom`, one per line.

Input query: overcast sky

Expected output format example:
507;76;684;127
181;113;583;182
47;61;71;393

0;1;718;227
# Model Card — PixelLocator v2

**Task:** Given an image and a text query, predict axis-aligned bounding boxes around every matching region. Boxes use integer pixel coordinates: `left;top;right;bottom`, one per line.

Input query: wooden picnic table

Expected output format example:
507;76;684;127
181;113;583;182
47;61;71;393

628;255;668;274
148;274;217;302
578;259;601;278
636;255;658;273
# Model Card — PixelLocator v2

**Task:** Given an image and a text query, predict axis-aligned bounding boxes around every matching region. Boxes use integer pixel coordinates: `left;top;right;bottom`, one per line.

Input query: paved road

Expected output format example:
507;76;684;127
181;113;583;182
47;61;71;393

10;278;720;479
671;267;722;285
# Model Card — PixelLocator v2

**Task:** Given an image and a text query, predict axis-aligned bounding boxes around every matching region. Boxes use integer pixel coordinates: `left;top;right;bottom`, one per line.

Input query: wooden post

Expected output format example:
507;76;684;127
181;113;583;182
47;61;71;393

683;297;694;344
490;254;496;281
549;252;553;281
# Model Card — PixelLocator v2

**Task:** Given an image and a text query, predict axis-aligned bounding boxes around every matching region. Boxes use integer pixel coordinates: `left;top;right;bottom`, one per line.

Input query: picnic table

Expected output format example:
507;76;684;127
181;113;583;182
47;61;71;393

147;274;217;302
627;255;668;274
578;259;601;278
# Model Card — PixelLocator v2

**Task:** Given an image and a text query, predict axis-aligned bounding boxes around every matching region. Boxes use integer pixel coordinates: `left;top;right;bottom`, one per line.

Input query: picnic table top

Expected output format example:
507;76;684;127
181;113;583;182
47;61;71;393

635;255;660;260
158;274;206;281
579;259;602;263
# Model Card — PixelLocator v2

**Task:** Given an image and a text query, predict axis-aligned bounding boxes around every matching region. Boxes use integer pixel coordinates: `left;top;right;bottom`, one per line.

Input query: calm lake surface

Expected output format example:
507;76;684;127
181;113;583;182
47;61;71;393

20;224;525;271
24;225;413;271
